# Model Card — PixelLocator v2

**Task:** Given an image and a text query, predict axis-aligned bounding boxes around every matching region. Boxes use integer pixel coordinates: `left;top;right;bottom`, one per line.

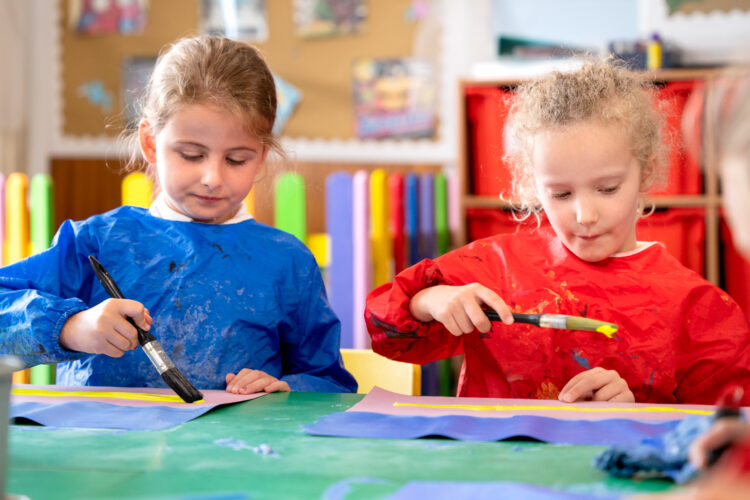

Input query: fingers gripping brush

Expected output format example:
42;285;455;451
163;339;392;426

88;256;203;403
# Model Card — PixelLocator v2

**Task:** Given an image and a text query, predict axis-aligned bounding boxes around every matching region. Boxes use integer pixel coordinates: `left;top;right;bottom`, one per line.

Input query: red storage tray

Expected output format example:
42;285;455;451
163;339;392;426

636;207;705;276
720;218;750;320
651;80;704;196
465;87;514;198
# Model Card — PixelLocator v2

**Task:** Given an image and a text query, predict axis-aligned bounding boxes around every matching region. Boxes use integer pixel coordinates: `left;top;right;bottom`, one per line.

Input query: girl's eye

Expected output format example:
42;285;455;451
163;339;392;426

600;185;619;194
551;192;571;200
181;153;203;162
227;157;247;166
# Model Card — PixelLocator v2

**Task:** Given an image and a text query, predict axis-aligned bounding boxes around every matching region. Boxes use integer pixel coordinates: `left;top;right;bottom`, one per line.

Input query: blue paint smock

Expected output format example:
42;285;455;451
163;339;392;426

0;206;357;393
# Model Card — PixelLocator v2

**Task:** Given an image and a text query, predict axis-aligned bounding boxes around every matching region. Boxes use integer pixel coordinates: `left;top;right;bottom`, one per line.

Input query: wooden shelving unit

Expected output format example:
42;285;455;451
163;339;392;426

457;68;724;285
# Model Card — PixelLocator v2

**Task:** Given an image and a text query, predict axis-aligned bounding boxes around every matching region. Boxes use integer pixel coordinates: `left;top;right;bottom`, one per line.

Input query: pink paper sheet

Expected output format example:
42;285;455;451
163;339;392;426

349;387;748;422
11;384;265;408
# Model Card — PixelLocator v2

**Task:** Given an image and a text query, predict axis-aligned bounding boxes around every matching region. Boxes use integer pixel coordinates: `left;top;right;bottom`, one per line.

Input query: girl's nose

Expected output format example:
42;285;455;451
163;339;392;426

200;160;222;189
575;197;598;225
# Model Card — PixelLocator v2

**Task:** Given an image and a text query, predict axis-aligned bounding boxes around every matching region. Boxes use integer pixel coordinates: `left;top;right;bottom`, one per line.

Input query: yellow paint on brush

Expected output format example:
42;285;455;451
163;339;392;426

596;324;618;338
566;316;617;339
12;387;204;404
393;402;711;416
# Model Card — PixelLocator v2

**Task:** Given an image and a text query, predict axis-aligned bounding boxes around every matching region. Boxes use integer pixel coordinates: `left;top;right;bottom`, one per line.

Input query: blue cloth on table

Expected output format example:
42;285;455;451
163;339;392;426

593;415;713;483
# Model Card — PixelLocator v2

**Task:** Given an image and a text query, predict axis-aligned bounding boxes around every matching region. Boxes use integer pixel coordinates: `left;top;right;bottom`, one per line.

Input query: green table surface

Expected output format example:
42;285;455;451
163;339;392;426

7;392;676;499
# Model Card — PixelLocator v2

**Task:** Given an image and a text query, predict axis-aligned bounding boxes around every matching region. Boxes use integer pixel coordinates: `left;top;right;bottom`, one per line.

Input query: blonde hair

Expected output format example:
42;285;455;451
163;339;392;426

122;35;284;180
504;59;667;219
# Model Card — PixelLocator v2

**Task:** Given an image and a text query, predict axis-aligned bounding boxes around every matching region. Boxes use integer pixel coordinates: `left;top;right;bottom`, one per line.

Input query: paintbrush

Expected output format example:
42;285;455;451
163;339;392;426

88;255;203;403
483;310;617;338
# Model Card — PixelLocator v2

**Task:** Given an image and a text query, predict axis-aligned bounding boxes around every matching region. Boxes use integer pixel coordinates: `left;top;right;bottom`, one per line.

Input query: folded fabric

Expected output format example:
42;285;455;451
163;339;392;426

593;415;713;483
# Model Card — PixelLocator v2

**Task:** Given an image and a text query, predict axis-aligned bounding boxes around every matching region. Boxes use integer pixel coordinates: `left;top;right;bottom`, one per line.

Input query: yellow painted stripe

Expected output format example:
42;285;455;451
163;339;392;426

393;402;712;416
12;387;204;404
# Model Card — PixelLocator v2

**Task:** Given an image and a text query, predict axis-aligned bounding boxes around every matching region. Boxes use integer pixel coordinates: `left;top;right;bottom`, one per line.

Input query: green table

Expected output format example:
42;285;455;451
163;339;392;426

7;392;675;499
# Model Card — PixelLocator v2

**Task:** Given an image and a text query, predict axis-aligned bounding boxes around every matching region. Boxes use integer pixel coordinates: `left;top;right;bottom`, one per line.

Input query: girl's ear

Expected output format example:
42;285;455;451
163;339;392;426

138;120;157;164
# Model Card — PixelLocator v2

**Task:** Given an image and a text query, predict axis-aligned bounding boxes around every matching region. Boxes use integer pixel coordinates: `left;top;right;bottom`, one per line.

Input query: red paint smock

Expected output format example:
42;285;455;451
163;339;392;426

366;230;750;404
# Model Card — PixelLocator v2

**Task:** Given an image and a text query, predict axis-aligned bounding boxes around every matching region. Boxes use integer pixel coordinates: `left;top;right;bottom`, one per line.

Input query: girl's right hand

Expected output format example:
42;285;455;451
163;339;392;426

689;418;749;469
59;299;152;357
408;284;513;336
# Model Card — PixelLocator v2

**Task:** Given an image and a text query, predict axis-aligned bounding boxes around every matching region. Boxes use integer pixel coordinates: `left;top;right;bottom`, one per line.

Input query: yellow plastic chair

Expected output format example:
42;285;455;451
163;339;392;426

341;348;421;396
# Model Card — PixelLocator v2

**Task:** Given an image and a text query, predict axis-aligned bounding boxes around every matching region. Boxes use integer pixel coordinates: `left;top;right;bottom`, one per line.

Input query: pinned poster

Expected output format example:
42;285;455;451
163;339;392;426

326;173;354;348
273;75;302;135
69;0;148;35
201;0;268;42
293;0;367;38
352;58;436;139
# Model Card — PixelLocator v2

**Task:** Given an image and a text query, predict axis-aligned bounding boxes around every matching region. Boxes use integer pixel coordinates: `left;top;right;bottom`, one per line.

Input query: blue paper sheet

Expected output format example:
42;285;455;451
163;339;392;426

10;386;265;431
387;481;619;500
11;401;213;431
305;411;680;446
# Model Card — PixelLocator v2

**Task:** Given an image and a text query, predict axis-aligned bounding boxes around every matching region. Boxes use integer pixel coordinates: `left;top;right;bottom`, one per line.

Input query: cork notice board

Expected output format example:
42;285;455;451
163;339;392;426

61;0;424;141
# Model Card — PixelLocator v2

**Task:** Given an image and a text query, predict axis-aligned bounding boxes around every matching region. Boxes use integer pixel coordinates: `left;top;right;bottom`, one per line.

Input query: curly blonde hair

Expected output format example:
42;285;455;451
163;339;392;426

504;59;667;219
121;35;284;184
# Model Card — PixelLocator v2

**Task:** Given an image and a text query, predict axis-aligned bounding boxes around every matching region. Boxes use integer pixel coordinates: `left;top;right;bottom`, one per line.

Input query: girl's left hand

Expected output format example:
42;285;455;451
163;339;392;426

558;367;634;403
225;369;291;394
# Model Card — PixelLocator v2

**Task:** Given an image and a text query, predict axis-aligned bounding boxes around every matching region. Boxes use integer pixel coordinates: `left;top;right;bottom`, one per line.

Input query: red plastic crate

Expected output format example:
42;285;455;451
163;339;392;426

465;87;514;198
636;208;705;276
720;218;750;321
651;80;704;196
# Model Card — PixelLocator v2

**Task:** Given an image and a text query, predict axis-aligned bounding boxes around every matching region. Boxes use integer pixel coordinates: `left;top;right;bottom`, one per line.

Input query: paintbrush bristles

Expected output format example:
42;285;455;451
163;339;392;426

161;368;203;403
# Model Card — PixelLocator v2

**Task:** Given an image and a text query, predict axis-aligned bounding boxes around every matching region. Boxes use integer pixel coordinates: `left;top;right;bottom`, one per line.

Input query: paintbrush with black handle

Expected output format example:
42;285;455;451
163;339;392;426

88;255;203;403
484;310;618;338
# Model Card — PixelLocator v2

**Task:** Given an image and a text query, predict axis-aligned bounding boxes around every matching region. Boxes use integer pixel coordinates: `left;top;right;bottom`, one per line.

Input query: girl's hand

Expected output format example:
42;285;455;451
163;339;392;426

558;367;634;403
59;299;152;357
408;284;513;337
689;418;749;469
225;369;291;394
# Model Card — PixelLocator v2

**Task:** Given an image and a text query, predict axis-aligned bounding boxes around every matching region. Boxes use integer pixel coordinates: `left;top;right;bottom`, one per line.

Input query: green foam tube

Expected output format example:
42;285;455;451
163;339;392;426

274;173;306;243
29;174;56;384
